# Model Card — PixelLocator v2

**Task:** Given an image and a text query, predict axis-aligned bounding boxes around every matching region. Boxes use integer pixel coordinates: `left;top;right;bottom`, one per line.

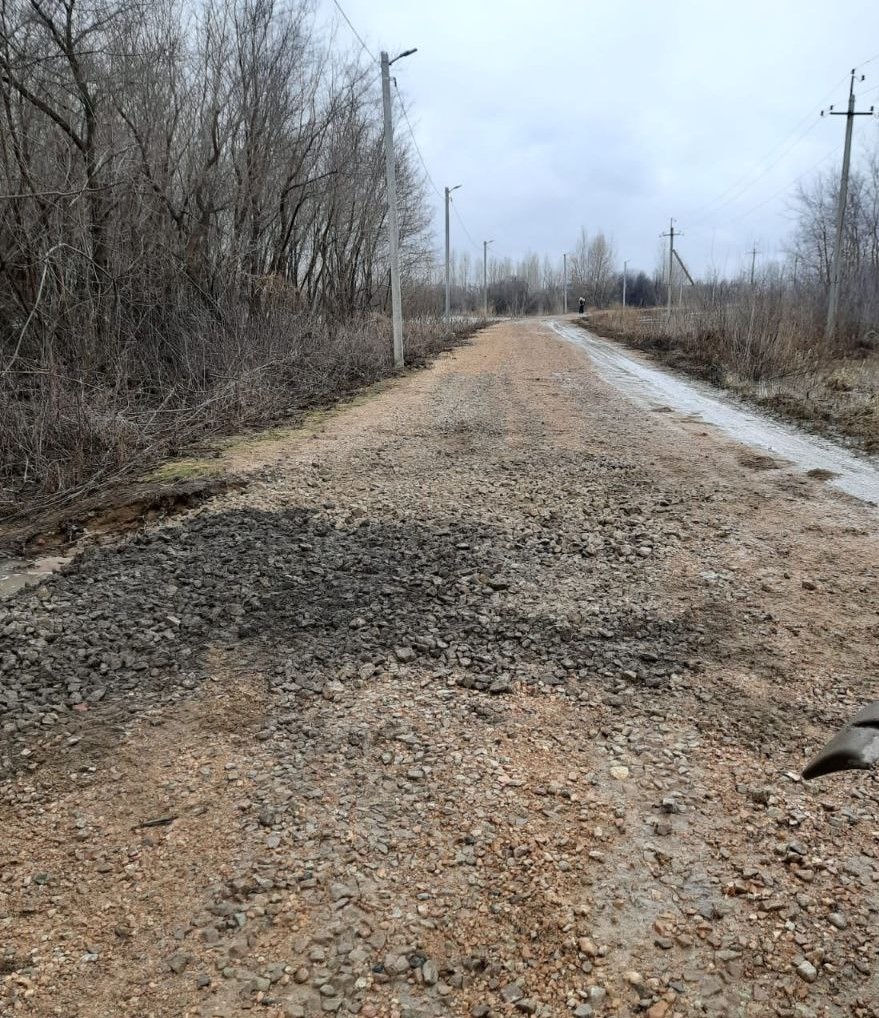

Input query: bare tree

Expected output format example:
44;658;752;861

0;0;441;508
790;151;879;337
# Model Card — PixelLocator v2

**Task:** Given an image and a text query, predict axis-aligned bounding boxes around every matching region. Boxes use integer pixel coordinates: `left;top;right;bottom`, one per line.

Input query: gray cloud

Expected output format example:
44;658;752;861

327;0;879;276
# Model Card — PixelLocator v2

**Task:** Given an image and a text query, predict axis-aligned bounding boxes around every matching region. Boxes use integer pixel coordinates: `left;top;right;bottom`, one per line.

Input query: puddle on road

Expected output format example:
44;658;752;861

0;556;70;599
551;320;879;507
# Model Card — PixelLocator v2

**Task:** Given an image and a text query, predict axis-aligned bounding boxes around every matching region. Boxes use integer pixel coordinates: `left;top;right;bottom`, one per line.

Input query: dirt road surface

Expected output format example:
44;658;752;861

3;319;879;1018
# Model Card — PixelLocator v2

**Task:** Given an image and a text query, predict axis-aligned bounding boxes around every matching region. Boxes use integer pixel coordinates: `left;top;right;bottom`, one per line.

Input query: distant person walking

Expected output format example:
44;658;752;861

578;297;585;315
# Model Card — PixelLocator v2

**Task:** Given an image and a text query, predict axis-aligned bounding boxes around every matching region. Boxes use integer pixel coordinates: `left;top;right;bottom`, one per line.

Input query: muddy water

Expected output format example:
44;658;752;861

0;555;70;599
551;319;879;506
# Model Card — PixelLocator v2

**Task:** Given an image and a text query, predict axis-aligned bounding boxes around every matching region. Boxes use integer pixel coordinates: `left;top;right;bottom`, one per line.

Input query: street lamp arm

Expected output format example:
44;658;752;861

390;48;417;65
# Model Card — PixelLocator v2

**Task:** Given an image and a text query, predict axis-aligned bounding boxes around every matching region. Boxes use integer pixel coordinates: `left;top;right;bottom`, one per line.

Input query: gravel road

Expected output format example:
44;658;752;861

550;320;879;505
2;318;879;1018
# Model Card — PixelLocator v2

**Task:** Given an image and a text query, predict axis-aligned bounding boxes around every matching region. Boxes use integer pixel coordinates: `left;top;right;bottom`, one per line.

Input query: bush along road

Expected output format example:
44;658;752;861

2;320;879;1018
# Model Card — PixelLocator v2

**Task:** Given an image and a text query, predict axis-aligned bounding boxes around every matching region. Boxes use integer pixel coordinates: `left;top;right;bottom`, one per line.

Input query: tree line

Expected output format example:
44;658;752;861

441;142;879;343
790;150;879;334
442;229;660;315
0;0;442;510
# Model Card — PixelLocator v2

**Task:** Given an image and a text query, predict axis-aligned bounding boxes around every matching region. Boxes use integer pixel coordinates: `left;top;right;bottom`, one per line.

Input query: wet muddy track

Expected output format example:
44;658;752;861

2;319;879;1017
551;319;879;506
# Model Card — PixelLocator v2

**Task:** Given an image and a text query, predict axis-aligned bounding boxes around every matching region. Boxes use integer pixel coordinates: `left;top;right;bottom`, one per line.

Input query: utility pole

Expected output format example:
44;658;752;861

563;253;568;314
750;242;759;286
380;48;416;367
660;219;678;317
823;68;875;342
622;259;628;307
793;253;800;286
483;239;493;318
444;184;461;317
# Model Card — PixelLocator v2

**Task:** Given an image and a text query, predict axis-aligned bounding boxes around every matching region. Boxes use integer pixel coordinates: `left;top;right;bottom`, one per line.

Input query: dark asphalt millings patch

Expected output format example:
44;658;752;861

0;500;712;777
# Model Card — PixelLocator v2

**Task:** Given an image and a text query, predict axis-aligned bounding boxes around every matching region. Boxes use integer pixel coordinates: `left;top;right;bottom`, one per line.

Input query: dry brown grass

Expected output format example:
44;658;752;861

583;303;879;451
744;359;879;452
0;312;480;521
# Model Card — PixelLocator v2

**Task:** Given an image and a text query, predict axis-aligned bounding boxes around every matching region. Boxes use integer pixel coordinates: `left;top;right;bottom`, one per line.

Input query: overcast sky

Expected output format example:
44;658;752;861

322;0;879;278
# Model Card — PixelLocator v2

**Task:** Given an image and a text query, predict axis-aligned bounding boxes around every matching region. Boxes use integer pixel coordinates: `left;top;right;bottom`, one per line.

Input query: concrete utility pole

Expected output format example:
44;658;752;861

444;184;461;317
483;239;493;318
750;243;759;286
380;48;416;367
622;259;628;307
563;253;568;314
661;219;678;317
824;69;875;342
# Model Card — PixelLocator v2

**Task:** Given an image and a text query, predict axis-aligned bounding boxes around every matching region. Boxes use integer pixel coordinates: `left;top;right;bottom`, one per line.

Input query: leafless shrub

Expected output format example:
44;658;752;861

0;0;446;516
0;307;473;517
587;279;879;449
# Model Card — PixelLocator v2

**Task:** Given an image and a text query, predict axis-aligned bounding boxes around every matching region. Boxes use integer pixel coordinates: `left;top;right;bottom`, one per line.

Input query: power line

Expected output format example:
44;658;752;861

686;117;822;228
683;72;850;224
685;115;821;221
688;141;844;238
388;77;485;276
338;29;488;271
724;143;842;226
330;0;377;62
326;11;486;319
394;84;443;198
687;68;876;237
450;196;481;252
856;50;879;70
392;88;484;253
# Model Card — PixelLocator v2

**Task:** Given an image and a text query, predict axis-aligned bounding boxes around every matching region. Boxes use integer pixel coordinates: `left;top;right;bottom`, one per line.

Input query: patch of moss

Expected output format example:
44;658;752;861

217;425;298;450
146;458;224;483
145;375;397;483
